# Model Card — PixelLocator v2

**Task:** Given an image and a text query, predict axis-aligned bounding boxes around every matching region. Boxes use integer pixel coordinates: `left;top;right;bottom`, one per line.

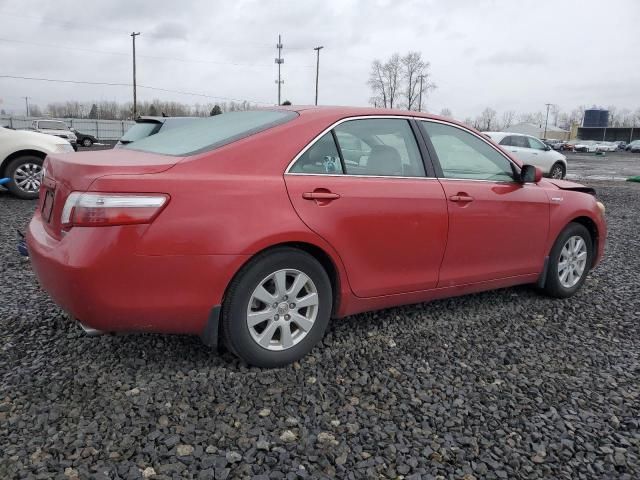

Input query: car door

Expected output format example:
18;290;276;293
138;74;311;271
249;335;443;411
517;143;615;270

418;120;549;287
526;136;555;171
284;117;449;298
500;135;534;164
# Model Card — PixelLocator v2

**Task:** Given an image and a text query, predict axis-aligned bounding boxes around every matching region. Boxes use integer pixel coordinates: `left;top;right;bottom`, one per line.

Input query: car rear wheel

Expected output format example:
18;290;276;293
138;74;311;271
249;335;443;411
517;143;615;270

82;138;93;147
550;162;565;179
541;222;593;298
221;247;332;367
6;156;43;199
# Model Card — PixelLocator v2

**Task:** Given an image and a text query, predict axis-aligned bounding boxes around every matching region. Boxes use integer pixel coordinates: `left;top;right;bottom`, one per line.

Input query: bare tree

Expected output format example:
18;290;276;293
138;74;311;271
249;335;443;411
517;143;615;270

368;60;388;108
401;52;427;110
29;104;43;117
479;108;497;131
369;52;428;109
501;110;515;129
439;108;452;118
607;105;619;127
550;104;560;126
384;54;402;109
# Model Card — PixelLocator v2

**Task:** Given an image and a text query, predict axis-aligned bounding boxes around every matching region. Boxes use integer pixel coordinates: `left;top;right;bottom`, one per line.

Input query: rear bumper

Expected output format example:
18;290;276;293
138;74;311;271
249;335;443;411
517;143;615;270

27;211;248;335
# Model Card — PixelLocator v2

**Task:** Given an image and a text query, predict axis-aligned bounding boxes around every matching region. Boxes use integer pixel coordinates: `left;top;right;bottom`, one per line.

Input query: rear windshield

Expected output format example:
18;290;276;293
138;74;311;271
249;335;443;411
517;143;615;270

120;122;161;143
38;121;68;130
123;110;298;156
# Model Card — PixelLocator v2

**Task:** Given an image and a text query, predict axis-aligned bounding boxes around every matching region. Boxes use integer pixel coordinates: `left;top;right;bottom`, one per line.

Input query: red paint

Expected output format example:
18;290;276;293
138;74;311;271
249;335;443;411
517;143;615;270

27;107;607;336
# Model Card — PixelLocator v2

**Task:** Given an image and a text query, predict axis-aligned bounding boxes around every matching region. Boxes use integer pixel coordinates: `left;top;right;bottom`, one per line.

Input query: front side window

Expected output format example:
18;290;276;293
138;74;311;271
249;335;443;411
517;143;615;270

289;132;343;174
420;121;516;181
527;137;547;150
334;119;425;177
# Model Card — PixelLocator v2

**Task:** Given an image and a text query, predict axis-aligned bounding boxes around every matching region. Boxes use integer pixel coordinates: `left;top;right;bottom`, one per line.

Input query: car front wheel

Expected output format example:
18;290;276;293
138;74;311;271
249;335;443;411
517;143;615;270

221;247;332;367
82;138;93;147
550;162;565;179
541;222;593;298
6;156;43;199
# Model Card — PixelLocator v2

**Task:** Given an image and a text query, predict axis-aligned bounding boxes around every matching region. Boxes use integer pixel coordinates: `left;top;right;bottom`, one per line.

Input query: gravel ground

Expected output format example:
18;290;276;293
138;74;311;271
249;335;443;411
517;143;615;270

1;181;639;480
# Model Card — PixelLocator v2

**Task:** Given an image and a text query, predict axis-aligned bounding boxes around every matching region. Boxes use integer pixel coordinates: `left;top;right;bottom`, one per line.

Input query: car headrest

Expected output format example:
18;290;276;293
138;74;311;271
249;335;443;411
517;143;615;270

367;145;402;176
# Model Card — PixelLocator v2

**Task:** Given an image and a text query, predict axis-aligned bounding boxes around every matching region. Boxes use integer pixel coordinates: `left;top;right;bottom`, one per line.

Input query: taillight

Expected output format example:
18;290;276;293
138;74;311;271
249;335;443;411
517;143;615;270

61;192;169;228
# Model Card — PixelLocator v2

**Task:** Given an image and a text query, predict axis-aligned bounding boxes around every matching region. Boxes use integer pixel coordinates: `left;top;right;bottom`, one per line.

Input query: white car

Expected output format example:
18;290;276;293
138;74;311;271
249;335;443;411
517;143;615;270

28;119;78;149
595;142;618;153
574;141;598;153
483;132;568;179
0;126;74;199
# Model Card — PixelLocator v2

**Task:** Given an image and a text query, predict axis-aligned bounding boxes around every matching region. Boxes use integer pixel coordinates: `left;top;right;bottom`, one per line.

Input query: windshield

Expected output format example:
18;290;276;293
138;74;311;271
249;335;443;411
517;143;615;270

124;110;298;156
120;122;161;143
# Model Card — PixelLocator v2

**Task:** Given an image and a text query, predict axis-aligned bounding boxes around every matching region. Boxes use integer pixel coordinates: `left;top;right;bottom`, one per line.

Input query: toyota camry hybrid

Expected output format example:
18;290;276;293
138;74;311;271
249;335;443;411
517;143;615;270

27;107;607;367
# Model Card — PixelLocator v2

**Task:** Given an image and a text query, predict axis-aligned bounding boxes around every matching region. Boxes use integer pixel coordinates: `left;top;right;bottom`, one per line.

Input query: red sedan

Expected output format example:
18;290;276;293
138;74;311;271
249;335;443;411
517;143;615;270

27;107;607;367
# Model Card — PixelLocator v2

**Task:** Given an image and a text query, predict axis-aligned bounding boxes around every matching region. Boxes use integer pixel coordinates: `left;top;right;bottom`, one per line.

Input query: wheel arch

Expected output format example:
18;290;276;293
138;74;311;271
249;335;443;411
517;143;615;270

569;215;599;267
1;149;47;176
223;241;345;318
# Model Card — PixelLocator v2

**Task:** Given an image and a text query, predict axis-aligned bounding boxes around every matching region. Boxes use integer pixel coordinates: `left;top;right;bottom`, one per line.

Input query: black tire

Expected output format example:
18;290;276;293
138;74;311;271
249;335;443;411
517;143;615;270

221;247;332;368
82;138;93;147
5;155;43;200
549;162;565;179
541;222;593;298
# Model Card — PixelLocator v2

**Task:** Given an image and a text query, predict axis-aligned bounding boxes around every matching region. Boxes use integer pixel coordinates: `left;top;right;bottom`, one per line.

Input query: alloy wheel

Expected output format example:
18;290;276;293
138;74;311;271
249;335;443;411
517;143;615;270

246;269;319;351
551;165;564;179
558;235;588;288
13;163;43;193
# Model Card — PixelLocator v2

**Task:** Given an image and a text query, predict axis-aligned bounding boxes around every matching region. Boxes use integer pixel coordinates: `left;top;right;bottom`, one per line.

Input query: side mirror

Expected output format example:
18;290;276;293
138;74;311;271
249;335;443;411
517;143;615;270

544;145;551;151
520;164;542;183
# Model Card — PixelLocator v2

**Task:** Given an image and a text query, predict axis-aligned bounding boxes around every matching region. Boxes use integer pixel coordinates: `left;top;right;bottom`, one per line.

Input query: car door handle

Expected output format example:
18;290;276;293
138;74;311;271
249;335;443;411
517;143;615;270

302;191;340;200
449;194;474;202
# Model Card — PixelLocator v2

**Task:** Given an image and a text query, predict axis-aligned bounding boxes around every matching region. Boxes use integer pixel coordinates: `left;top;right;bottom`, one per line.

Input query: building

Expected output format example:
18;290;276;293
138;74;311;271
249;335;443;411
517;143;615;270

583;109;609;128
578;127;639;142
503;122;570;140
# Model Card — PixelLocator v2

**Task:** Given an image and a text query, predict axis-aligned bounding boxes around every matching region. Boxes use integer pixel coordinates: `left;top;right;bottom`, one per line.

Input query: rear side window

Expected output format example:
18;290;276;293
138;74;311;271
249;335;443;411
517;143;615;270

38;121;68;130
290;132;343;174
334;119;425;177
124;110;298;156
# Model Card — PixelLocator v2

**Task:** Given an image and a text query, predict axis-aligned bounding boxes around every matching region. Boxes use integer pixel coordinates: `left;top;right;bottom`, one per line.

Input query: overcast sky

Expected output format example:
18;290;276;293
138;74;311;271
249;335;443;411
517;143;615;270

0;0;638;119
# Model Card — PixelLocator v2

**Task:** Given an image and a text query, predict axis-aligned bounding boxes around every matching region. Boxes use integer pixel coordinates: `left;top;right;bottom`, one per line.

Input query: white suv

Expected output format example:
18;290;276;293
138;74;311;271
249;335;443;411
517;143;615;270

0;127;74;199
484;132;568;179
30;119;78;150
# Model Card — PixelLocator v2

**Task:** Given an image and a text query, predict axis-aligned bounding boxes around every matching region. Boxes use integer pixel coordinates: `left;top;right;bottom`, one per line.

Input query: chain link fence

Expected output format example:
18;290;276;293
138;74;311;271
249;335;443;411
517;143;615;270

0;116;135;141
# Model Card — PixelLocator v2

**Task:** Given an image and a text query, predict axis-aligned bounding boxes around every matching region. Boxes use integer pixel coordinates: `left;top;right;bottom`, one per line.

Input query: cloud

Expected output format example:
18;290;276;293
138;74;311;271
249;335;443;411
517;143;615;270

476;49;547;67
148;22;189;41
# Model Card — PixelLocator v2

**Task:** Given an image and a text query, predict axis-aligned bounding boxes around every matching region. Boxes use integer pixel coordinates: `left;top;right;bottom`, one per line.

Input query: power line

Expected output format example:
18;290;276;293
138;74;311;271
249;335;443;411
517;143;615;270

0;74;274;105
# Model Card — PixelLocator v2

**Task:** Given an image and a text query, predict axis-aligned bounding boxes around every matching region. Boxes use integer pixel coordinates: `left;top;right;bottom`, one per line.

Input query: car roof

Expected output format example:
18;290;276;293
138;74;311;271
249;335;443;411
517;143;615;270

482;131;528;141
268;105;475;130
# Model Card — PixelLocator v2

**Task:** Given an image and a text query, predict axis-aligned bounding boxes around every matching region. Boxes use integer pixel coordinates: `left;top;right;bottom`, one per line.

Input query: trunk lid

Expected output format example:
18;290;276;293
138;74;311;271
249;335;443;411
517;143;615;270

41;149;180;239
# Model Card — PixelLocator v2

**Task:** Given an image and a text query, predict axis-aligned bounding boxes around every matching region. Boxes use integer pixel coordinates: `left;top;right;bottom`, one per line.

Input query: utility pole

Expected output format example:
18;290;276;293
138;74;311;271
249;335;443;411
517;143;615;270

131;32;141;118
543;103;552;139
417;75;424;112
313;46;323;106
23;96;30;116
275;34;284;105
